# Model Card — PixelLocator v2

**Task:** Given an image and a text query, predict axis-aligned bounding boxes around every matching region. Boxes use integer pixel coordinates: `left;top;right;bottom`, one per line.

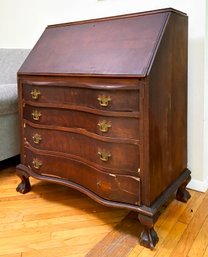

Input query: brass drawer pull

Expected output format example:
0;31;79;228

32;133;42;144
32;110;42;121
31;89;41;100
97;95;111;107
32;158;42;169
98;120;111;133
98;148;111;162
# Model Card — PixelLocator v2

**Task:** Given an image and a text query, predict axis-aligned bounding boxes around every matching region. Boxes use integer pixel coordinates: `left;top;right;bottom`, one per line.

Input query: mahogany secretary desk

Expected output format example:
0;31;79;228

16;8;191;249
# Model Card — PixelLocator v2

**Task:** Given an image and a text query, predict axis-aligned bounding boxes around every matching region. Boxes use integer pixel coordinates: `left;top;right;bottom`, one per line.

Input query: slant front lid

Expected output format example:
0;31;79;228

19;9;178;77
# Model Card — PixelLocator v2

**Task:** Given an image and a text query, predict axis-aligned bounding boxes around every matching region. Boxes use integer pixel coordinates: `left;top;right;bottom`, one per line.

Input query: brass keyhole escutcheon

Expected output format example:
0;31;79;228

97;120;111;133
97;95;111;107
32;133;42;144
32;158;42;170
31;89;41;100
32;110;42;121
98;148;111;162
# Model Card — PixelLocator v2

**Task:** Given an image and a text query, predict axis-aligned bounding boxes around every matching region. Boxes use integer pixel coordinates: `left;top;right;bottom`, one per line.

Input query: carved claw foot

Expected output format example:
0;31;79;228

16;166;31;194
139;226;159;250
176;174;191;203
138;213;159;249
16;177;31;194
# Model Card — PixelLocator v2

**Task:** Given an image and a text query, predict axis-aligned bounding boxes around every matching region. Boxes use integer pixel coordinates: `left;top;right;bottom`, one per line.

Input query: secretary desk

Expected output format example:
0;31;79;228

16;8;191;249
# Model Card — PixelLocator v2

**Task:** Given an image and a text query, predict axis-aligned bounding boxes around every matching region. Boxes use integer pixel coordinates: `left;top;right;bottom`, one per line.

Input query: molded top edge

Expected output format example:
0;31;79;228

47;8;187;29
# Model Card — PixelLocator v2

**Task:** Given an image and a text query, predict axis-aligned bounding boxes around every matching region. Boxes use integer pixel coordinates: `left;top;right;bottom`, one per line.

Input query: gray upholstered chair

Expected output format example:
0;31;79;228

0;49;30;161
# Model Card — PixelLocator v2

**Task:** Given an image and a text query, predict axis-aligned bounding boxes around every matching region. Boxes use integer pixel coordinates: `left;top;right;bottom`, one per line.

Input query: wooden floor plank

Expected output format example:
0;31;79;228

24;233;107;256
86;212;141;257
187;215;208;257
169;193;208;257
203;245;208;257
0;254;21;257
127;244;144;257
153;221;187;257
178;190;205;224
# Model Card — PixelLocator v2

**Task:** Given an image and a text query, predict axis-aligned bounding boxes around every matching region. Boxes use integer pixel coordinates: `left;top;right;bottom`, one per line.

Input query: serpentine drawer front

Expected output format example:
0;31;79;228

16;8;191;250
24;147;141;205
23;105;140;139
24;124;140;173
23;84;141;112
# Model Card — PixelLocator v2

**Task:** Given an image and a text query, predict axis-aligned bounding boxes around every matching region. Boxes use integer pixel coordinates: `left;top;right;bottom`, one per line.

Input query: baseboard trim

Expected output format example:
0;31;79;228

187;177;208;192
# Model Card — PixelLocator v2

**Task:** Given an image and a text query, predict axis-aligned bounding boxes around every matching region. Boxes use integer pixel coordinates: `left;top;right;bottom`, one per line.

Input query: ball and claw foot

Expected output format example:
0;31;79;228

16;177;31;194
139;227;159;250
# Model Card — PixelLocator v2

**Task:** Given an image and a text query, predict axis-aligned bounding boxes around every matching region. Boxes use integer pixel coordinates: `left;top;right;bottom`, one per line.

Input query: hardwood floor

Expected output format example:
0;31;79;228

0;164;207;257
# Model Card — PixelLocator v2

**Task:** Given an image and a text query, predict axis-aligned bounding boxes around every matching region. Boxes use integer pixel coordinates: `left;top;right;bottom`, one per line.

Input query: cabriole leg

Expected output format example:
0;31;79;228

138;214;159;249
16;168;31;194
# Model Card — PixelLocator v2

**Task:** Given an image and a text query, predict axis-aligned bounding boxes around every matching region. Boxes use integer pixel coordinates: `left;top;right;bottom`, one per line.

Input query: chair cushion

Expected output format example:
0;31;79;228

0;84;18;115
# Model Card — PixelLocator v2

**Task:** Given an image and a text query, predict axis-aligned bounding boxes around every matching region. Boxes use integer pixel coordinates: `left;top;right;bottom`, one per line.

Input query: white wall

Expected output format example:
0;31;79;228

0;0;207;191
203;1;208;191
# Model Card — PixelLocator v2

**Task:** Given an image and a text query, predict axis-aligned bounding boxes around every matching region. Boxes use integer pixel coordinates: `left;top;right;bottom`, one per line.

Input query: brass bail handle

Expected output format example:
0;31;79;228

97;120;111;133
97;95;111;107
32;133;42;144
32;110;42;121
32;158;42;169
98;149;111;162
31;89;41;100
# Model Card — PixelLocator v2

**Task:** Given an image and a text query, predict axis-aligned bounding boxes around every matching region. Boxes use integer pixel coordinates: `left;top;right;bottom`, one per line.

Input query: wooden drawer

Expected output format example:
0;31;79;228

24;124;140;174
23;105;140;140
24;147;141;205
23;84;140;112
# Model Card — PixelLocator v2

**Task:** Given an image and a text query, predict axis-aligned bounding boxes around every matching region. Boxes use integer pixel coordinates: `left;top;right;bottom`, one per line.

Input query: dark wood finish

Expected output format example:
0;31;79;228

176;175;191;203
23;107;140;140
19;11;170;77
16;8;190;249
16;167;31;194
24;127;140;173
18;147;141;205
23;83;141;112
138;214;159;249
146;11;189;205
